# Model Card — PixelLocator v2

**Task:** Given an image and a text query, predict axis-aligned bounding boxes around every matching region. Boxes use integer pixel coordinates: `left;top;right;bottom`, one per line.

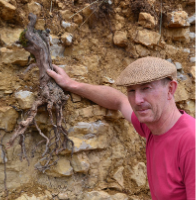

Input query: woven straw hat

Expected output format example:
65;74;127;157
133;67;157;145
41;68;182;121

116;57;177;86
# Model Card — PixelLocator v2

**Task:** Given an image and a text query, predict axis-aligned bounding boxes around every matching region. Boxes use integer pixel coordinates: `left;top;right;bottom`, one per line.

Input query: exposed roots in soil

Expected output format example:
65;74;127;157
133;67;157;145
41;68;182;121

0;130;8;198
130;0;162;31
7;13;74;173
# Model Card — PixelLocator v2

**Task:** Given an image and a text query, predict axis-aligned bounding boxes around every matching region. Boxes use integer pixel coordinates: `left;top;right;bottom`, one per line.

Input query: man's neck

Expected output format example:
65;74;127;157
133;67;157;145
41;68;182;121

146;106;182;136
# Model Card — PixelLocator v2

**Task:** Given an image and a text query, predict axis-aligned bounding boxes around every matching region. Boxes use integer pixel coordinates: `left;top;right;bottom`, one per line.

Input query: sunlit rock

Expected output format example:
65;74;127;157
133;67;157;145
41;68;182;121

164;27;190;41
27;2;42;15
112;193;128;200
59;10;74;21
0;0;16;21
113;166;124;187
44;157;74;177
165;11;190;27
188;13;195;24
71;152;90;173
83;191;112;200
0;106;19;132
0;47;29;66
113;31;128;47
135;44;150;57
130;162;147;187
0;27;23;46
15;90;35;109
61;32;73;46
175;82;189;102
138;12;156;29
133;29;161;48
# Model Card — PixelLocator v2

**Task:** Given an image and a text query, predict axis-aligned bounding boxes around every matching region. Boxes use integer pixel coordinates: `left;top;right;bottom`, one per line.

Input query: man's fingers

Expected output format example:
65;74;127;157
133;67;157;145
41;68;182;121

52;64;61;73
47;69;58;78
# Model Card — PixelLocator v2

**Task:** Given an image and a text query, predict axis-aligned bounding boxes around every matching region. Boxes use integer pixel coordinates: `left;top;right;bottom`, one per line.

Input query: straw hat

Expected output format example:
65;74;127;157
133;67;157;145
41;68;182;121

116;57;177;86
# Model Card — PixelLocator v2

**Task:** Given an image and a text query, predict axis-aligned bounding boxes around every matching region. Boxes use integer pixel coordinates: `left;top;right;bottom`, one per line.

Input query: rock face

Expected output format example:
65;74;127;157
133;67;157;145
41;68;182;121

15;90;35;109
165;11;190;27
0;0;16;21
133;29;161;47
0;106;19;131
0;0;195;199
113;31;128;47
138;12;156;29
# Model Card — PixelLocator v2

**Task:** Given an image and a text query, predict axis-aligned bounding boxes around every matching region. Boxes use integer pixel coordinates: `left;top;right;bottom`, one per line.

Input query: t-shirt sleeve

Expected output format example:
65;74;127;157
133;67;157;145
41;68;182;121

180;148;195;200
131;112;146;138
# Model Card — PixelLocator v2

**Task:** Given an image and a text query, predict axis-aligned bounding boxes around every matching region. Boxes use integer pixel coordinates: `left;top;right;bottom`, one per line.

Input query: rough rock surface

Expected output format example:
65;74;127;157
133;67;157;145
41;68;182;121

0;0;195;200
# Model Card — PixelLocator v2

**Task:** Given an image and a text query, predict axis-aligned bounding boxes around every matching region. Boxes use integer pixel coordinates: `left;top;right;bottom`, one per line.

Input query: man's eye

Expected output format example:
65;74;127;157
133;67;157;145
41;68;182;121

128;90;135;93
143;87;149;90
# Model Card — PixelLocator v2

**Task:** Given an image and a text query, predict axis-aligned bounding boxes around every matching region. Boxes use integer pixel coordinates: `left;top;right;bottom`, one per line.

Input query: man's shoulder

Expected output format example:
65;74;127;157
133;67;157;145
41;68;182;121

177;112;195;155
180;111;195;134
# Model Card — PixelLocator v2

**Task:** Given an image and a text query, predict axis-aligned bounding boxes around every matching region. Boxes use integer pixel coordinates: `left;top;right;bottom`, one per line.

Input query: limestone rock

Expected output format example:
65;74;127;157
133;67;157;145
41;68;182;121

76;105;106;118
44;190;52;199
71;152;90;173
175;82;189;102
45;157;74;177
71;93;82;102
174;62;182;70
105;110;124;119
73;14;83;25
138;12;156;29
0;27;23;46
113;31;128;47
190;66;195;79
82;4;93;18
184;100;195;117
0;0;16;21
188;13;195;24
58;193;69;200
63;121;111;153
83;191;112;200
113;166;124;187
165;44;178;57
101;76;115;84
15;90;35;109
61;32;73;46
112;193;128;200
0;106;19;131
59;10;74;21
190;57;196;63
165;28;190;41
165;11;190;27
50;35;65;58
27;2;42;15
59;64;88;76
61;21;78;33
130;162;147;187
133;29;161;48
129;196;140;200
135;44;150;57
0;47;30;66
189;32;196;39
35;19;45;30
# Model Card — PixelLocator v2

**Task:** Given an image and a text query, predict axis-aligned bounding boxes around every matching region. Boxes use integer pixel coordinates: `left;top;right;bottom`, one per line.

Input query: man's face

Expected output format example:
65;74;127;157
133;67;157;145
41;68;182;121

127;80;170;124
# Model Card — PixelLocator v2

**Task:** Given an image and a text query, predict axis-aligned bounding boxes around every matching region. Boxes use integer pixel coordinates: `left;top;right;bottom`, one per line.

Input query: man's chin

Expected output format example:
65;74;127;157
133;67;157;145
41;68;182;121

135;110;152;123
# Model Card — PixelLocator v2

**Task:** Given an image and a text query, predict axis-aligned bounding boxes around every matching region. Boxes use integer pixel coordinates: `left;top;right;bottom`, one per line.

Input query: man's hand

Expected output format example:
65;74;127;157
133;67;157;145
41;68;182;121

47;65;75;90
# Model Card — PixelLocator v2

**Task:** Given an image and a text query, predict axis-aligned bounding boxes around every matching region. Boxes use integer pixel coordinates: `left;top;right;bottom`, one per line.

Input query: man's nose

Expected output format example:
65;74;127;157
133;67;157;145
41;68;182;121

135;91;144;105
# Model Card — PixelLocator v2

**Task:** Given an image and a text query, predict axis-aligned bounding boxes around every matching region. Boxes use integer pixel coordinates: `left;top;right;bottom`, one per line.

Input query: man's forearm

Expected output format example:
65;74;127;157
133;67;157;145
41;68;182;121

66;81;127;111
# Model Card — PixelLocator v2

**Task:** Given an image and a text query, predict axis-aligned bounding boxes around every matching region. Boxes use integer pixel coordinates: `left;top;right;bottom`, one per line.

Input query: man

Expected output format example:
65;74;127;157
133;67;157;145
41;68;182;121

47;57;195;200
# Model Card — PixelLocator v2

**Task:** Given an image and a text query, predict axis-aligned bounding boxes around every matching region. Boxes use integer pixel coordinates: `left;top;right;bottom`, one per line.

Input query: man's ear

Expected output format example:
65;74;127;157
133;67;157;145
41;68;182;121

168;80;178;100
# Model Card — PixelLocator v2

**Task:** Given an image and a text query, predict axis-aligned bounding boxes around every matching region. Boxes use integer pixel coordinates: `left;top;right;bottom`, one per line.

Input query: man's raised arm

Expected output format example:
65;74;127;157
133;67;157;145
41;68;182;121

47;65;133;122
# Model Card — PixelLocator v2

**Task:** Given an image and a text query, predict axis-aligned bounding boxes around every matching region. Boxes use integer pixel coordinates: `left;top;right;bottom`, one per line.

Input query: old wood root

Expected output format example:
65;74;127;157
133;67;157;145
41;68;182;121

8;13;74;173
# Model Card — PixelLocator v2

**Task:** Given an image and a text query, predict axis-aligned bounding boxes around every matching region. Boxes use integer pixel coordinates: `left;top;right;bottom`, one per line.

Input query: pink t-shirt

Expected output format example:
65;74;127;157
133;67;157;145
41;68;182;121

131;111;195;200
